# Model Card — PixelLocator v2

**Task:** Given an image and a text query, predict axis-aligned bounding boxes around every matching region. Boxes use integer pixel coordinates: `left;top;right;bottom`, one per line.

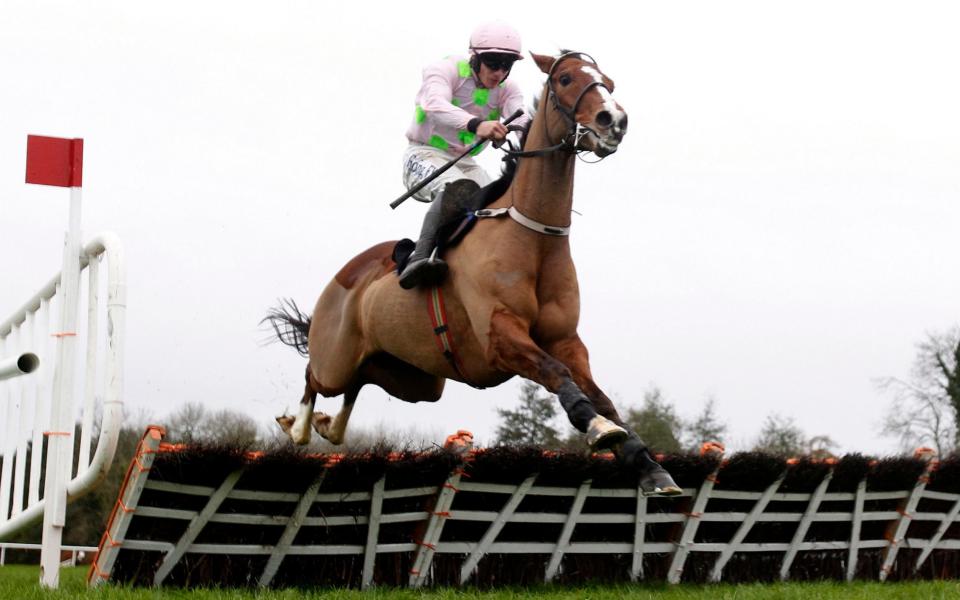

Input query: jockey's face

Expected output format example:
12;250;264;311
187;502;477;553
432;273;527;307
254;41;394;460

477;63;504;89
477;53;515;89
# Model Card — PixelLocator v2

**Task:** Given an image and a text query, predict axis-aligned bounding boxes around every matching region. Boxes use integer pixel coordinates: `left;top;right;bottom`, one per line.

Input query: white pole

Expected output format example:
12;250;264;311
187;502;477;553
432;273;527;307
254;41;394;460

78;256;99;470
39;185;82;589
28;299;50;508
14;321;34;517
0;336;13;524
0;352;40;382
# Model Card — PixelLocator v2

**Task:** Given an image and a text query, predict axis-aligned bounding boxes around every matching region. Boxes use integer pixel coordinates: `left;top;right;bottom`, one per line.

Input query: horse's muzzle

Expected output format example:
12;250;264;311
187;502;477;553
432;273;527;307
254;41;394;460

593;137;621;157
590;110;626;157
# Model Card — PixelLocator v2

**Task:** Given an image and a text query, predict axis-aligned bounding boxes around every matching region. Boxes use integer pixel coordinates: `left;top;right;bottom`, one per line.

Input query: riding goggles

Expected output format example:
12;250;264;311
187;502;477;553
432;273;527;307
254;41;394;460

479;53;517;72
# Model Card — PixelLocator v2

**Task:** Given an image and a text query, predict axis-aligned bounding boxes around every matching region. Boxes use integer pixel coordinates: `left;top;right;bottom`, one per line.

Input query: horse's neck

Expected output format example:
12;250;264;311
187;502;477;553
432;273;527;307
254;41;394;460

505;96;576;228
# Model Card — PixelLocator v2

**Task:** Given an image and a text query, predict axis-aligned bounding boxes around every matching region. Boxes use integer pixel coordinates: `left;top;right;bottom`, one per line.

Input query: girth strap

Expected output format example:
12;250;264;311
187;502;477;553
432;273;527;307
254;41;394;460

427;285;484;389
474;206;571;237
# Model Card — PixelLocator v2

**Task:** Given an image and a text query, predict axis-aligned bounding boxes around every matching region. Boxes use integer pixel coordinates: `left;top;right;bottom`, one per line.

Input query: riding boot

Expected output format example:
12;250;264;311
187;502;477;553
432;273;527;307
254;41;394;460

399;179;480;290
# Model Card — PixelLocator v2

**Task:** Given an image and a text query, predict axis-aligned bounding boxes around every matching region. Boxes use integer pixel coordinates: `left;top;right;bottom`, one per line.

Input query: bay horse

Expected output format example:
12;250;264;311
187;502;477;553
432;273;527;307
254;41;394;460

267;51;680;496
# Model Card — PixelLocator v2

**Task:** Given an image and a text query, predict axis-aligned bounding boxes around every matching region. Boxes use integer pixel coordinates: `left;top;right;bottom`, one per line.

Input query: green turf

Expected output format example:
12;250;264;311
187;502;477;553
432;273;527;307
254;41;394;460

1;565;958;599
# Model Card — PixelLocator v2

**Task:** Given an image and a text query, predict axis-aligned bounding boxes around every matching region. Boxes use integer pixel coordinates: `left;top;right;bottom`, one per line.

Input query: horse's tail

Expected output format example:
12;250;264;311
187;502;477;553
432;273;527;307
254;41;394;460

262;298;311;357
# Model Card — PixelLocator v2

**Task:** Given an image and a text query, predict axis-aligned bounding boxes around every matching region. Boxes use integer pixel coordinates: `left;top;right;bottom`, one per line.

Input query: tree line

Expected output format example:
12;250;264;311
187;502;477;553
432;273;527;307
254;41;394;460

494;380;836;457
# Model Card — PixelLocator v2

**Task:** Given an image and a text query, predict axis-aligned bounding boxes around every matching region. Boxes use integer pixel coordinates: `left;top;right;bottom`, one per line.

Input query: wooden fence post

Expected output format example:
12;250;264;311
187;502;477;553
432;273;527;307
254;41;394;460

879;456;938;581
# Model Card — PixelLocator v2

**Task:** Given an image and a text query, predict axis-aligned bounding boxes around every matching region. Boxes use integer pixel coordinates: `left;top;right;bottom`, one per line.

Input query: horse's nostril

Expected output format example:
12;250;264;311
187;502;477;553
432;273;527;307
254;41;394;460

620;114;628;131
595;110;612;128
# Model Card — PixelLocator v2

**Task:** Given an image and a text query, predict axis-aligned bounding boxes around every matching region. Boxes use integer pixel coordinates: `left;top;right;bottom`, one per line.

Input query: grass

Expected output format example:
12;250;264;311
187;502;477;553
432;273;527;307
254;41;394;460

1;565;958;599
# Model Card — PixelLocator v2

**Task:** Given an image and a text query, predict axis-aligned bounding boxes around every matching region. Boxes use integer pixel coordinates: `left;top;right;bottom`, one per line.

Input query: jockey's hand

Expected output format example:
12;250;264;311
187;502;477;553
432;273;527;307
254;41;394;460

476;120;508;142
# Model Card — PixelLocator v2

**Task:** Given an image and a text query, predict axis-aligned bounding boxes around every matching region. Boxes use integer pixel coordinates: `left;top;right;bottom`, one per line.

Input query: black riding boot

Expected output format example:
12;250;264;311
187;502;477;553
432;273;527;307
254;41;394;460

399;179;479;290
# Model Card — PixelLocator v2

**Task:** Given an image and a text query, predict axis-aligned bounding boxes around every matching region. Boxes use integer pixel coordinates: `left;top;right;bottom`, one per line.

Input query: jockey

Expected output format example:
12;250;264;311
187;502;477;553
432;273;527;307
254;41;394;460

398;21;532;290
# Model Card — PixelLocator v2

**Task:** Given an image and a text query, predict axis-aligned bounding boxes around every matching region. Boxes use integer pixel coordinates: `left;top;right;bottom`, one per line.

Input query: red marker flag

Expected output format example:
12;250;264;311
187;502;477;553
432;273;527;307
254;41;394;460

25;135;83;188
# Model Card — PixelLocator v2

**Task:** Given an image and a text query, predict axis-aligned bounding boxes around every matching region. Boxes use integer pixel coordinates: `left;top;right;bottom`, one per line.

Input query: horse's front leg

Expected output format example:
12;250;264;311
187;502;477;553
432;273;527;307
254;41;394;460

544;336;625;425
546;336;681;496
486;309;626;449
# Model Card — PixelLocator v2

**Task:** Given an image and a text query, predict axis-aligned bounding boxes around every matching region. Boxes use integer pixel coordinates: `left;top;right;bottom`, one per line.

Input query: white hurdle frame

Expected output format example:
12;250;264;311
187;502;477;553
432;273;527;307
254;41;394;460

0;232;126;586
90;445;960;588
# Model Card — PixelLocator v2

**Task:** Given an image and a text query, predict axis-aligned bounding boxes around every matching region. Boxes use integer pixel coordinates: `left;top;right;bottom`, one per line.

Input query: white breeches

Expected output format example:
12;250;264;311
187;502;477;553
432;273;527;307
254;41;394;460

401;143;492;203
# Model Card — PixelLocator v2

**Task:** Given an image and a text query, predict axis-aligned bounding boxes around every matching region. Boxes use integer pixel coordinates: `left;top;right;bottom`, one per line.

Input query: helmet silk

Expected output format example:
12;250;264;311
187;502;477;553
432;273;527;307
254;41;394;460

469;21;523;59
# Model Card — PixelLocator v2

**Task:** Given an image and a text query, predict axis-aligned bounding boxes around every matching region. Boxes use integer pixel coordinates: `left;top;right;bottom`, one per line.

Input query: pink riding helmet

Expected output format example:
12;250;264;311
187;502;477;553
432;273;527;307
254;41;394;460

469;21;523;59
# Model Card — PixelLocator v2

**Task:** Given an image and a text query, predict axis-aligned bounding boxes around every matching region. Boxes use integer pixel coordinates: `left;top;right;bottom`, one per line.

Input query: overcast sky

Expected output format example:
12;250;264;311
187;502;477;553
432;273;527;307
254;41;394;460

2;1;958;454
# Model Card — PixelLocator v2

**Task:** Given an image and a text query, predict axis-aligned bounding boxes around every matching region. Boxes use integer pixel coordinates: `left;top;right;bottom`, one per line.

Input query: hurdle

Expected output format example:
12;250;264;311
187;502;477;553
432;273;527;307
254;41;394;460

0;136;127;588
90;429;960;588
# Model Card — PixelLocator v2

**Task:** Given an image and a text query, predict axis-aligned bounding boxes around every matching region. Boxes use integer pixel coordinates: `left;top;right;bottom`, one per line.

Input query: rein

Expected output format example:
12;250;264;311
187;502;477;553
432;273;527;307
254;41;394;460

504;51;612;160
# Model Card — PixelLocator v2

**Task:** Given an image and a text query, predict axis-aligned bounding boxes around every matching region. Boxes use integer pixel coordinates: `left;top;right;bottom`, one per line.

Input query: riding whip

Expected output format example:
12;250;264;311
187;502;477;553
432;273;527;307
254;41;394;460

389;108;524;209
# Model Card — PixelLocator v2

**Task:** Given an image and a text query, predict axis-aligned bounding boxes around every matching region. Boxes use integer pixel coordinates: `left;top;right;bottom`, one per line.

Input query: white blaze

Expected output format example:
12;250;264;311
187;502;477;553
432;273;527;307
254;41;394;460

581;65;623;121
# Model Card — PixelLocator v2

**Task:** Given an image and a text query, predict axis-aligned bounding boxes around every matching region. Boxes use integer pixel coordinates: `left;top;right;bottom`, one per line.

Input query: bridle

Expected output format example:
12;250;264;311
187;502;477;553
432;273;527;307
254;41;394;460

504;51;614;161
477;52;616;236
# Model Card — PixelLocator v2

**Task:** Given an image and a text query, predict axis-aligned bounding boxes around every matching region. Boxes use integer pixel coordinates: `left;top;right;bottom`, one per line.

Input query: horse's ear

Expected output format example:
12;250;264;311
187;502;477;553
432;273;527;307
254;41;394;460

530;52;554;75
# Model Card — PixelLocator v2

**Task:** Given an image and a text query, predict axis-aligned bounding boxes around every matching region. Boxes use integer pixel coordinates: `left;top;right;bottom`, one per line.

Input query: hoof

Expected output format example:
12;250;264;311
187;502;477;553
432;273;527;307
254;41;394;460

640;467;683;497
323;431;345;445
310;411;332;435
278;415;311;445
275;415;295;433
312;411;344;445
585;415;628;450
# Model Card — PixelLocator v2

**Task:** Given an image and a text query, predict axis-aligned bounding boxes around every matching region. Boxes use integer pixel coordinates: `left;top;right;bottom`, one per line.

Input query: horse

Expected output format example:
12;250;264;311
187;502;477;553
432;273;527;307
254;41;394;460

266;50;680;496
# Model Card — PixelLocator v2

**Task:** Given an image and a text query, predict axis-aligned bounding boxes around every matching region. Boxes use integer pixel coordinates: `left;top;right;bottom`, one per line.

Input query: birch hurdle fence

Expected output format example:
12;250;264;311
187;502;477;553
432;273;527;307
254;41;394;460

90;428;960;588
0;233;127;577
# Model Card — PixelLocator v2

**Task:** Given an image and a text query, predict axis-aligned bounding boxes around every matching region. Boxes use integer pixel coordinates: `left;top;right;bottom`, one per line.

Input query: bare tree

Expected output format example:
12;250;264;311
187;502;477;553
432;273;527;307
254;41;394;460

166;402;209;444
754;413;806;456
880;327;960;455
201;409;261;447
880;379;954;456
165;401;261;446
683;397;728;452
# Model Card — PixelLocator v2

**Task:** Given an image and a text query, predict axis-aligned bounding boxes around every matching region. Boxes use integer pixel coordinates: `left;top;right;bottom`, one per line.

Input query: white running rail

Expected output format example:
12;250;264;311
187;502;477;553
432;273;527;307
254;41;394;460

0;233;126;545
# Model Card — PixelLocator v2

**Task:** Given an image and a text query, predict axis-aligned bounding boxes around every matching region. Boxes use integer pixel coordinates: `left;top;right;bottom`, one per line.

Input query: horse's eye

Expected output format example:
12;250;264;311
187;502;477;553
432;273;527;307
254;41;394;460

559;74;572;86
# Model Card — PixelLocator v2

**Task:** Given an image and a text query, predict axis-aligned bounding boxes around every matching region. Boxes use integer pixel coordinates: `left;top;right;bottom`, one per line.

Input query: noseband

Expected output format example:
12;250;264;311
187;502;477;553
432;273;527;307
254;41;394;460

506;51;614;159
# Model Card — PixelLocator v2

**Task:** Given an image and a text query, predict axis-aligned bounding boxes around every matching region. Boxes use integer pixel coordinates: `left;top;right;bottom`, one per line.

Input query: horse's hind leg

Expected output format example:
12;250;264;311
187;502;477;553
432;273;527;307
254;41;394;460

309;352;446;446
276;367;319;445
310;383;359;445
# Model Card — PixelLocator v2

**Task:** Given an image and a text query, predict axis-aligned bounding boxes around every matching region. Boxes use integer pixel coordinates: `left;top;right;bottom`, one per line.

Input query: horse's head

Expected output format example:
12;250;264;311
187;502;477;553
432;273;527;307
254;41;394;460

531;51;627;157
